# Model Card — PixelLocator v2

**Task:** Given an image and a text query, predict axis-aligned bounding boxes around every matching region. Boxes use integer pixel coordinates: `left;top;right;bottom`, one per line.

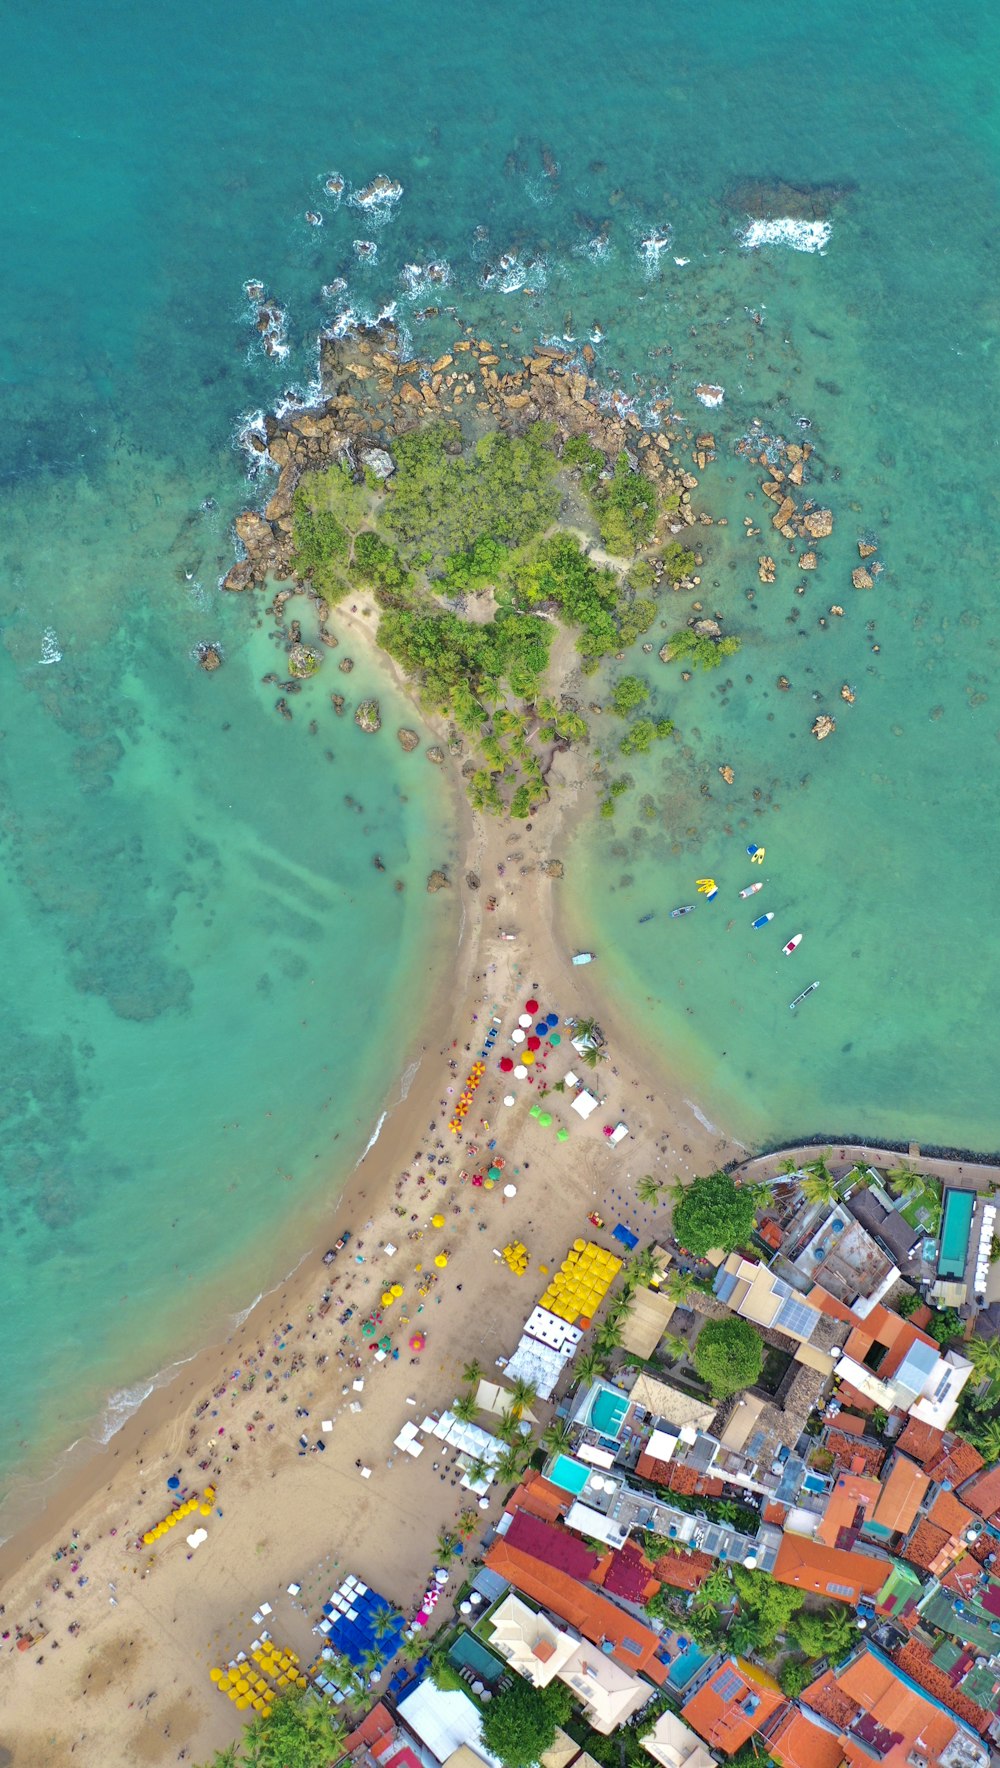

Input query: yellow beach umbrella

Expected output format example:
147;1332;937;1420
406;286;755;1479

435;1253;448;1268
431;1213;445;1228
236;1697;250;1711
391;1284;403;1297
381;1291;394;1306
209;1667;223;1683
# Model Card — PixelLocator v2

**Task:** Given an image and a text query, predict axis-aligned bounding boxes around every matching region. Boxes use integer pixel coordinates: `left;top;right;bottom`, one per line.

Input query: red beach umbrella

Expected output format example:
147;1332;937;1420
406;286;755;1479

525;998;539;1013
499;1056;514;1072
526;1036;541;1051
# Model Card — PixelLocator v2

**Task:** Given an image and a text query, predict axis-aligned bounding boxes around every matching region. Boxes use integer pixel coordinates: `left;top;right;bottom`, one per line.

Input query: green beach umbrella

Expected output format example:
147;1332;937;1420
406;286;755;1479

556;1127;569;1143
529;1105;541;1120
549;1032;561;1046
539;1112;553;1128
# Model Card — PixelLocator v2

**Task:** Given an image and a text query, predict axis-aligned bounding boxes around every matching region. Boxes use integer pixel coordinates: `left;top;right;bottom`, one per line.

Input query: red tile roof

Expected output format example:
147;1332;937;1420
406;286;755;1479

650;1548;717;1591
962;1465;1000;1523
903;1490;976;1574
636;1450;678;1486
816;1471;880;1548
601;1542;659;1605
892;1641;993;1736
825;1431;886;1476
804;1648;973;1768
895;1417;945;1466
343;1702;396;1756
506;1471;570;1522
681;1656;786;1756
773;1533;887;1604
504;1510;601;1581
831;1414;866;1436
485;1538;668;1683
763;1501;789;1526
802;1667;861;1730
926;1437;983;1487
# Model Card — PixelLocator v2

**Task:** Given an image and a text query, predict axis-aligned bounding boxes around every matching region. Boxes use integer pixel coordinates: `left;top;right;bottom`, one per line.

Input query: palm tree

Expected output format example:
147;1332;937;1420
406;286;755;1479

637;1174;664;1208
971;1415;1000;1463
573;1016;598;1043
465;1454;491;1485
494;1442;532;1483
453;1389;479;1425
800;1156;838;1207
436;1529;459;1561
595;1317;625;1357
541;1419;573;1456
373;1605;403;1640
660;1331;688;1364
401;1634;426;1664
603;1295;632;1330
457;1508;479;1539
573;1347;608;1387
209;1749;240;1768
507;1377;537;1418
665;1268;697;1304
626;1245;661;1287
966;1336;1000;1385
496;1407;521;1444
361;1646;387;1682
578;1042;601;1070
462;1358;484;1386
819;1605;861;1662
777;1156;802;1179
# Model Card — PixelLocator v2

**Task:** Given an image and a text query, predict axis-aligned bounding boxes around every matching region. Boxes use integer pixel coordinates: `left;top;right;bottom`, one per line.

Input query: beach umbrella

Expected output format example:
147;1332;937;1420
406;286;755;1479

522;1051;535;1066
529;1105;541;1119
503;1184;517;1198
409;1332;426;1351
535;1022;548;1037
546;1013;559;1027
381;1291;394;1306
379;1336;391;1352
549;1032;561;1046
391;1283;403;1297
435;1253;448;1268
167;1475;181;1491
431;1212;445;1227
527;1036;541;1051
503;1094;515;1106
511;1028;525;1044
539;1112;552;1128
557;1126;569;1142
488;1166;501;1180
362;1320;377;1337
499;1056;514;1072
525;998;539;1013
514;1064;527;1078
518;1013;532;1028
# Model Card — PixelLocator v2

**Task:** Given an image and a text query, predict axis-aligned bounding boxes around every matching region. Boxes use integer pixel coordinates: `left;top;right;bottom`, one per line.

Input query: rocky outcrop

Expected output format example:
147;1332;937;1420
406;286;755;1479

360;446;395;480
338;657;355;674
288;643;321;678
802;507;834;540
851;567;874;590
354;699;381;733
426;869;451;892
426;747;445;765
812;714;836;740
397;727;419;752
543;859;565;878
196;643;223;671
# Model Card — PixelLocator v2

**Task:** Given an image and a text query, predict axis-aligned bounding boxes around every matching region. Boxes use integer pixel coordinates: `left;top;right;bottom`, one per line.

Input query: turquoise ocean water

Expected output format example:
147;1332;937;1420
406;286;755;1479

3;0;998;1513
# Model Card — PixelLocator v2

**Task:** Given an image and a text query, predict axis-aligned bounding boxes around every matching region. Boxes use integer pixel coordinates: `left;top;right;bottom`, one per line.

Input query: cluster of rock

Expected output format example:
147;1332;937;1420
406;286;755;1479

224;320;706;598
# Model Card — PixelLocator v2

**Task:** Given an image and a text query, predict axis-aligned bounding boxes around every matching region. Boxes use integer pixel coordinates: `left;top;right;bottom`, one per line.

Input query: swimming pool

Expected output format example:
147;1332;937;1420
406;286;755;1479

666;1639;711;1690
448;1631;505;1684
548;1453;591;1495
939;1189;975;1280
590;1388;628;1435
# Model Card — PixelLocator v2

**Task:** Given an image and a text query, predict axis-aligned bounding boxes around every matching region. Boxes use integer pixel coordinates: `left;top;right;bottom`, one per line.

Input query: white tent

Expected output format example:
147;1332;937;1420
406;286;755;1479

571;1090;599;1121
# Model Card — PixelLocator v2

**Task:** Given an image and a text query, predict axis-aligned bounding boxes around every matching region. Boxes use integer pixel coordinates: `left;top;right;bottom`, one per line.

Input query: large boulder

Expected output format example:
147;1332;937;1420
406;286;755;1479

397;727;420;752
360;446;395;480
354;698;381;733
288;643;321;678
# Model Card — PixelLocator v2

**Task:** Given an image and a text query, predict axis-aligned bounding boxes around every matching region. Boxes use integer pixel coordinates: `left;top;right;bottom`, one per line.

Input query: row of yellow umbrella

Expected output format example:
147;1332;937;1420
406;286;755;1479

210;1639;308;1713
381;1282;405;1306
538;1241;622;1324
448;1060;486;1133
141;1485;216;1545
503;1241;530;1276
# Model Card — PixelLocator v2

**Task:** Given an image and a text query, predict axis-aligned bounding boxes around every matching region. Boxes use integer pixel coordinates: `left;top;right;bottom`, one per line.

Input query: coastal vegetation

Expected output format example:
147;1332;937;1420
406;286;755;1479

197;1692;346;1767
479;1674;572;1768
662;626;742;670
287;414;682;818
692;1316;764;1398
672;1170;756;1258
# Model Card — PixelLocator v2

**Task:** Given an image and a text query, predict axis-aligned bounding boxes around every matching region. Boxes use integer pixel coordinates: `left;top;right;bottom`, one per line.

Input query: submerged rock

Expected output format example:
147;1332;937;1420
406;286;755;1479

426;869;451;892
339;656;355;674
799;551;818;571
196;643;223;672
812;713;836;740
543;858;565;879
802;508;834;539
354;698;381;733
330;693;345;716
851;567;874;590
426;746;445;765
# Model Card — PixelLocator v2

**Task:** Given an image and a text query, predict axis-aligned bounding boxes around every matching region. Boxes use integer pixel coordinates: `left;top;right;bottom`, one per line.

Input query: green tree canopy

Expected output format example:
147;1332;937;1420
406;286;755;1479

729;1564;803;1651
693;1317;763;1399
610;675;649;717
672;1171;757;1257
204;1692;347;1768
479;1675;572;1768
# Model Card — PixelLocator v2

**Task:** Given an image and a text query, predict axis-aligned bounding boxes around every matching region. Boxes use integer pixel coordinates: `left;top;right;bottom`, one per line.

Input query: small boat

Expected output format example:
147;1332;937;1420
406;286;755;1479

638;912;655;924
572;951;596;966
739;882;763;899
783;934;803;955
752;912;774;929
670;905;695;919
790;981;820;1009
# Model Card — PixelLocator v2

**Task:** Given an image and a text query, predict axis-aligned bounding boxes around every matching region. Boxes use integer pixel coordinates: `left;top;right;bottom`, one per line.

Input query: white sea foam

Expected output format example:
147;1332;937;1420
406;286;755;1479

400;260;451;299
349;175;403;225
399;1059;420;1102
674;256;690;266
322;171;346;204
39;627;62;665
685;1099;720;1134
353;239;378;263
482;250;547;295
96;1349;199;1445
321;277;348;300
639;226;673;271
738;216;832;253
694;383;725;408
357;1111;388;1164
229;1291;264;1332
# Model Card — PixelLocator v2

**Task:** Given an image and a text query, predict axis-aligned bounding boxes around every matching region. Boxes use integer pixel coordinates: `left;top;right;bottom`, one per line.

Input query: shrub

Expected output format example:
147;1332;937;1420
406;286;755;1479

611;675;649;717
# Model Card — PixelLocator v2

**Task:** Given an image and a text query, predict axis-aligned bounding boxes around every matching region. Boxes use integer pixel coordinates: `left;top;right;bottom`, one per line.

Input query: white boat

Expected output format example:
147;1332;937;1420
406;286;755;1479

572;951;595;966
782;934;803;955
739;882;763;899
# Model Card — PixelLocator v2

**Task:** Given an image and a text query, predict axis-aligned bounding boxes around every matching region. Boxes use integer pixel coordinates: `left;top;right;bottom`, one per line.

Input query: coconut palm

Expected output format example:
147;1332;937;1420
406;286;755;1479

966;1335;1000;1384
595;1317;625;1357
361;1646;387;1682
573;1016;599;1043
660;1331;688;1364
603;1295;632;1329
496;1407;521;1445
462;1358;484;1386
457;1507;479;1539
665;1268;697;1304
453;1389;479;1425
578;1042;601;1070
972;1415;1000;1464
777;1156;802;1178
436;1529;459;1561
507;1376;538;1418
465;1454;491;1485
800;1156;838;1207
494;1441;533;1483
626;1245;661;1288
209;1749;240;1768
373;1605;403;1640
573;1347;608;1386
637;1174;665;1208
400;1633;426;1664
541;1419;574;1456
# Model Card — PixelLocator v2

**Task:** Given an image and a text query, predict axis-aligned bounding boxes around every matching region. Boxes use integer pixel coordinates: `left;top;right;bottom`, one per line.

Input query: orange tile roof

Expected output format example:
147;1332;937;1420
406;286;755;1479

816;1472;880;1548
871;1455;930;1536
485;1539;668;1683
506;1471;570;1523
763;1501;789;1526
926;1437;983;1487
768;1706;847;1768
895;1417;945;1465
893;1640;993;1737
681;1656;785;1756
773;1533;887;1604
927;1489;975;1537
804;1647;967;1768
344;1702;396;1755
802;1667;861;1730
837;1383;877;1414
962;1465;1000;1523
650;1548;716;1591
903;1520;952;1573
825;1432;886;1476
831;1413;866;1436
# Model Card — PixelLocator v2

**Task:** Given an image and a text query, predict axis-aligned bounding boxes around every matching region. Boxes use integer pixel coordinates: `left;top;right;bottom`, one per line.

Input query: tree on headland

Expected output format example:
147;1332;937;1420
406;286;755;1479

693;1318;764;1399
479;1674;572;1768
672;1170;757;1258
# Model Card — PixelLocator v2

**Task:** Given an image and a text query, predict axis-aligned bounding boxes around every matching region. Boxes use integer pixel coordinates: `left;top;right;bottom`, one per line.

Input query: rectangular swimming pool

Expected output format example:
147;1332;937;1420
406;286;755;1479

666;1639;711;1690
590;1388;628;1436
448;1631;505;1684
548;1453;591;1495
939;1188;975;1280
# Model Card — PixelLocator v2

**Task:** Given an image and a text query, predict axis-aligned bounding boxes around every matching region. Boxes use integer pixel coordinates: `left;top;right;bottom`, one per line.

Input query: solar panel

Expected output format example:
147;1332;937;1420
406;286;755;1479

826;1580;855;1597
713;1668;743;1701
776;1295;820;1338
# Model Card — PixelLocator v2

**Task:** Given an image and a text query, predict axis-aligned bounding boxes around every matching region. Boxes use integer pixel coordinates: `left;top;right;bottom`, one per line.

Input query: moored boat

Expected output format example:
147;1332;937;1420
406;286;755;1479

739;882;763;899
782;933;803;955
670;905;695;918
752;911;774;929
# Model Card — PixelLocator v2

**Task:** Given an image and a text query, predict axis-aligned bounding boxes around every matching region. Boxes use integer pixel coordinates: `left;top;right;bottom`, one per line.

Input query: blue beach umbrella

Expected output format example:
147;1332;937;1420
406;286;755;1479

546;1013;559;1027
167;1475;181;1491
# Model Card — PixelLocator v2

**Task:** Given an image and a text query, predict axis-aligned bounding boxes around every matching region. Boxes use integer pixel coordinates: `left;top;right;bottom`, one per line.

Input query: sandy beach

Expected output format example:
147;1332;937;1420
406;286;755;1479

0;603;738;1767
